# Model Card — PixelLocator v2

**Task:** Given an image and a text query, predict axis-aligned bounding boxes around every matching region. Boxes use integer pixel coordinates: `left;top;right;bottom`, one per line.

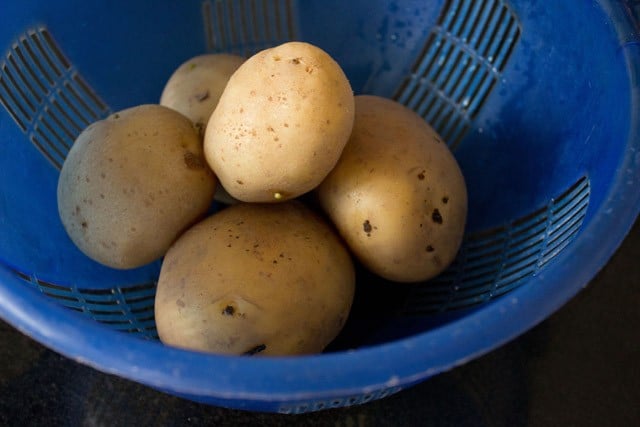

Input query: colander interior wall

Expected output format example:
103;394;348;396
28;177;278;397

0;0;638;413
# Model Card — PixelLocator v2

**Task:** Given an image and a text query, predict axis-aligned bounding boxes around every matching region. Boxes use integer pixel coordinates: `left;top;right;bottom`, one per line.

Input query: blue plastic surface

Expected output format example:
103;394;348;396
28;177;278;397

0;0;639;413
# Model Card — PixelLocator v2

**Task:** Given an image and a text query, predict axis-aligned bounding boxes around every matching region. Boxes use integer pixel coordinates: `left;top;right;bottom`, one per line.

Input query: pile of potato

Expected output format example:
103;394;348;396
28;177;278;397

57;42;467;356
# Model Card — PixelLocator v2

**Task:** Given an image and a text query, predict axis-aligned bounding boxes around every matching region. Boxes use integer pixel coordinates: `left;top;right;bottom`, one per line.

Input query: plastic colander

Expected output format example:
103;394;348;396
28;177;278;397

1;0;639;414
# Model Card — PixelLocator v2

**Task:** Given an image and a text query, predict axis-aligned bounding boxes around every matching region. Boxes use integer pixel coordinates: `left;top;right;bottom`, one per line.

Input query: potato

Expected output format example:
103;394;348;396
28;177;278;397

154;201;355;356
204;41;355;203
159;54;244;206
160;53;244;137
317;95;467;283
57;105;217;269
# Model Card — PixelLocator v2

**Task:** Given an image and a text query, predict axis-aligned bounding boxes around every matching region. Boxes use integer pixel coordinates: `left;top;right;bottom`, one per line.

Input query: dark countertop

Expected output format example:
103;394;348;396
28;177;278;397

1;218;638;427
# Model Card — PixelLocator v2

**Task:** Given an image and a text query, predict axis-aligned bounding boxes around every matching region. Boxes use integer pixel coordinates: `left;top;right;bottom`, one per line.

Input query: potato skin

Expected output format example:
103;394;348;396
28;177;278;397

160;53;244;137
160;54;244;205
57;105;217;269
317;95;467;283
204;41;355;203
154;201;355;356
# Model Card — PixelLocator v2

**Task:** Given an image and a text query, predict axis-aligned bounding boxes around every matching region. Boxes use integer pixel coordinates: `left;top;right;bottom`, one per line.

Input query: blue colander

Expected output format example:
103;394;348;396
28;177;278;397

0;0;639;413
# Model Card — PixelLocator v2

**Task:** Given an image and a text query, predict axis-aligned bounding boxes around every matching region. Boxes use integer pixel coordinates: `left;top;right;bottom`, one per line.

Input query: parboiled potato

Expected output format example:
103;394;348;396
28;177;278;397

160;53;245;137
57;105;217;269
317;95;467;283
159;54;244;206
204;41;355;203
154;201;355;356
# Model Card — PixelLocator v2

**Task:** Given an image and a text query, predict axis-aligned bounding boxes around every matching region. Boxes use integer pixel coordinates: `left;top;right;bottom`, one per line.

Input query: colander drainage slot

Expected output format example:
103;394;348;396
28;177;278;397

202;0;297;56
7;266;159;339
394;0;521;149
0;27;111;170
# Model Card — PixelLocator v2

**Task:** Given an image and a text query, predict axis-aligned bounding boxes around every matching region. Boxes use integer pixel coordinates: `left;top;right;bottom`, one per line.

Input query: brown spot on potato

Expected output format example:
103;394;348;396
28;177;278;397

363;220;373;236
222;305;235;315
442;196;449;204
290;57;301;65
195;90;210;102
194;122;205;137
417;170;425;180
426;245;435;252
432;209;443;224
184;151;205;169
81;221;88;229
244;344;266;355
236;179;244;185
